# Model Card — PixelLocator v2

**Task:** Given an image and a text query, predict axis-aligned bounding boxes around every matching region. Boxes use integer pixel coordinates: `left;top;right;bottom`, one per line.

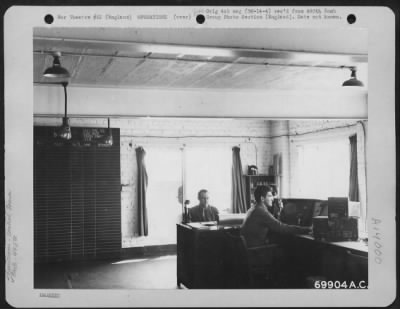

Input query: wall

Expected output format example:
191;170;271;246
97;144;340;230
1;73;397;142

34;116;272;247
284;120;367;231
33;116;369;245
33;84;368;246
288;120;367;204
33;85;367;119
270;120;291;197
270;120;367;197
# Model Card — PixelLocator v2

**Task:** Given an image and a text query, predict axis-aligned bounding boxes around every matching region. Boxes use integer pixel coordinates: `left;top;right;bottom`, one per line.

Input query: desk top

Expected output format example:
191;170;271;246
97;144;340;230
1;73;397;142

179;222;241;230
296;234;368;254
178;224;368;254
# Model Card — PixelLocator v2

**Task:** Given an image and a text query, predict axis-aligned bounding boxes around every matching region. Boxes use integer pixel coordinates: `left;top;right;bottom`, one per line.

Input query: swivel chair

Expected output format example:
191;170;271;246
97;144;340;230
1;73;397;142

223;231;281;288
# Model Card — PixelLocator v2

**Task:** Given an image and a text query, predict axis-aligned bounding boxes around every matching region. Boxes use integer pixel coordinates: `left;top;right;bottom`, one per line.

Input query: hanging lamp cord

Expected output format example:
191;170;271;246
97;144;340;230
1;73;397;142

62;82;68;118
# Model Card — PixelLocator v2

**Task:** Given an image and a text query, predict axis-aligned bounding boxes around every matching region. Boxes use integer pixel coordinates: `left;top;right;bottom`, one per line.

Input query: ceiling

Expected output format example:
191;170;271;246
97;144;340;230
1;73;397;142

33;28;368;91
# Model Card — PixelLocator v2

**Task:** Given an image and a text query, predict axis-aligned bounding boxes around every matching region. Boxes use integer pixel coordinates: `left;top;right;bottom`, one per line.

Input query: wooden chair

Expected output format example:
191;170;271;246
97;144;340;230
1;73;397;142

223;231;281;288
344;250;368;285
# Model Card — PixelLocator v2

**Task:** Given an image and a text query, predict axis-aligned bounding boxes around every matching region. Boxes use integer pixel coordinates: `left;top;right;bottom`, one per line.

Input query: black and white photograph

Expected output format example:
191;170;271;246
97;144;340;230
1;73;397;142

4;6;396;307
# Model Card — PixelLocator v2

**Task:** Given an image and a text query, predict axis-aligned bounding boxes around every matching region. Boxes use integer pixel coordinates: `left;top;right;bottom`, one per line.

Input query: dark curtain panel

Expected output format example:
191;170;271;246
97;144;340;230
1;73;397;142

34;127;121;263
232;146;247;213
136;147;149;236
349;135;360;201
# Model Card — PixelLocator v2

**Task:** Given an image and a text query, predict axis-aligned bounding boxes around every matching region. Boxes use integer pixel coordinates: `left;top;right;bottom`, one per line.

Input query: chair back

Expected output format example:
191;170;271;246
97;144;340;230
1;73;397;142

223;231;252;288
223;230;282;288
345;250;368;284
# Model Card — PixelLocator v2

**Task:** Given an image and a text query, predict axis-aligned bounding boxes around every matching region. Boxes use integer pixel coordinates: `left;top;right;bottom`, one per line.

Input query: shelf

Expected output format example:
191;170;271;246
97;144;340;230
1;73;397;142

250;184;276;191
245;174;275;177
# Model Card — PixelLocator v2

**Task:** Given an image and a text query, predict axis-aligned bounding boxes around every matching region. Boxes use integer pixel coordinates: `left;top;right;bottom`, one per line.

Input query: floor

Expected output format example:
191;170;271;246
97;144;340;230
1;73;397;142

34;255;179;289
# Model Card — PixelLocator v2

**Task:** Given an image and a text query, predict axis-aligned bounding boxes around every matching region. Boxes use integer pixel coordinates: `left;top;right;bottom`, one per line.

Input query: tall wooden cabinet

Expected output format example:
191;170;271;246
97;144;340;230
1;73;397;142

177;223;234;288
34;126;121;263
245;174;276;209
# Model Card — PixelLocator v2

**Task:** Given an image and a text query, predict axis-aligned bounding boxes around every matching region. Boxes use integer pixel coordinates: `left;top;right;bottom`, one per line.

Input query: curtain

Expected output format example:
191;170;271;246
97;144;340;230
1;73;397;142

232;146;247;213
136;146;148;236
348;135;359;201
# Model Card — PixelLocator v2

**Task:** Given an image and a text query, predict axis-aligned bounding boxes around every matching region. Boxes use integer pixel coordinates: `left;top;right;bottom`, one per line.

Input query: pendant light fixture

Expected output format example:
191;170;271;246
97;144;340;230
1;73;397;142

43;52;70;79
102;118;113;146
342;67;364;87
55;82;72;140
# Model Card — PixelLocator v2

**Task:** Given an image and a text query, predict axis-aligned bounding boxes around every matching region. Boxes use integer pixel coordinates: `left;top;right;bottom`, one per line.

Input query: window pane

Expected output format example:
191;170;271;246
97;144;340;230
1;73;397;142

185;146;232;213
145;147;182;245
296;139;350;199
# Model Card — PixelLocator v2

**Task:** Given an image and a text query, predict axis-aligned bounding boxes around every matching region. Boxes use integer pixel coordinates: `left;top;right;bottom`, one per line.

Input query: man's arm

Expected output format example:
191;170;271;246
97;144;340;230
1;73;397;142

260;207;311;235
187;207;195;222
213;206;219;223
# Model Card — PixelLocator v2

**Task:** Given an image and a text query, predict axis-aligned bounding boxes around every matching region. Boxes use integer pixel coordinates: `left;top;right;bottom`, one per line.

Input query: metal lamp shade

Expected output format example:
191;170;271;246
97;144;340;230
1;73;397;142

58;117;72;140
342;68;364;87
342;78;364;87
102;133;113;146
43;56;70;79
102;118;113;146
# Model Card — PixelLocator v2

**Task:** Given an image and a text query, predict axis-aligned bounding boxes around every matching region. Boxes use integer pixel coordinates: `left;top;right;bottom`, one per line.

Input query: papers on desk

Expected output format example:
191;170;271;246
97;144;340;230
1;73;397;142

186;222;218;229
298;234;368;253
202;221;218;226
218;213;246;226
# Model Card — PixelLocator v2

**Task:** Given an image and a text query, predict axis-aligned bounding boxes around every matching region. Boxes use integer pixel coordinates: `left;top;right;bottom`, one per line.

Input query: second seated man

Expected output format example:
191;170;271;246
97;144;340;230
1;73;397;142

188;189;219;223
241;185;311;248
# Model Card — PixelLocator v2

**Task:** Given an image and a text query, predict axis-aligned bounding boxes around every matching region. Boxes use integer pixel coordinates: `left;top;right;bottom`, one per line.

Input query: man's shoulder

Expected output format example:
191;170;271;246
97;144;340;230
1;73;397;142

189;205;201;212
209;205;219;213
190;205;218;213
252;205;270;216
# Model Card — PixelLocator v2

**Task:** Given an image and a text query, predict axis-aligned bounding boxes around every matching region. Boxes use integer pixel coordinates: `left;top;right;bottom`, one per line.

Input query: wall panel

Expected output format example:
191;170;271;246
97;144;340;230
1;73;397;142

34;126;121;262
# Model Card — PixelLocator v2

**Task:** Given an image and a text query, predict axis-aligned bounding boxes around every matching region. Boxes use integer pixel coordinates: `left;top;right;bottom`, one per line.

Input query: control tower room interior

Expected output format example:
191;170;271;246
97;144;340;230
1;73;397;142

33;27;368;289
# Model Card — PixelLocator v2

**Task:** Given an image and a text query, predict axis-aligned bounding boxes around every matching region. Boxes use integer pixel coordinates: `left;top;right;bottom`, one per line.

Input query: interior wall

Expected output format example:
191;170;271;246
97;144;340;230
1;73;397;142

118;118;271;247
270;120;367;201
33;85;368;247
33;85;367;119
288;120;368;230
270;120;291;198
34;116;272;247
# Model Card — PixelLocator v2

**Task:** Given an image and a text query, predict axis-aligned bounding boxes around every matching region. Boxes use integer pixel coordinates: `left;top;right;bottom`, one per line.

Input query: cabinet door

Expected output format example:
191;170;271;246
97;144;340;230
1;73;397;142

193;231;226;288
177;225;195;288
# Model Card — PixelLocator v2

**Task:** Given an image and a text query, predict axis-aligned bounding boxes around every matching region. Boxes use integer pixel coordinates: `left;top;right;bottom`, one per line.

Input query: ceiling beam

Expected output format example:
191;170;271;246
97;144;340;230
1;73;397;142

34;36;368;67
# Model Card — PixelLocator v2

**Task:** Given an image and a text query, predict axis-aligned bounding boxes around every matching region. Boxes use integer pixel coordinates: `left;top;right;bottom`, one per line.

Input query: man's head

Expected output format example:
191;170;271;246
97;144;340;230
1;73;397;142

271;185;278;197
197;189;209;208
254;185;274;207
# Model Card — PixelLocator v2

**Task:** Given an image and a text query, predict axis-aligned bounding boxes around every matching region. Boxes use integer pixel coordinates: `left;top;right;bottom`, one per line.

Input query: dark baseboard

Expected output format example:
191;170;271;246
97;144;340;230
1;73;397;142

121;244;177;259
35;244;177;264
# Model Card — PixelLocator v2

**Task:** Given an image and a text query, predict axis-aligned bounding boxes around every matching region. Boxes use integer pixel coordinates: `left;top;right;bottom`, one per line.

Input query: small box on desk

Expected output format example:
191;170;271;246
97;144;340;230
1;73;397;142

313;216;359;241
328;197;349;219
327;217;359;241
312;216;329;240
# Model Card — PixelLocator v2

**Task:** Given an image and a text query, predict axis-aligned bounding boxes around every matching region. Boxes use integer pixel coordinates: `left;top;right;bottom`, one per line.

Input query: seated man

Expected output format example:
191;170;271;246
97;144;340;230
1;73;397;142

241;185;311;248
188;189;219;222
241;185;312;286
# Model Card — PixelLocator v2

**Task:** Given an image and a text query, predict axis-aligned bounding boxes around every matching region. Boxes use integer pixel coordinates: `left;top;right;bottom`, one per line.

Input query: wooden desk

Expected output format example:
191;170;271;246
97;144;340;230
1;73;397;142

176;223;239;289
177;223;368;289
296;234;368;256
279;234;368;287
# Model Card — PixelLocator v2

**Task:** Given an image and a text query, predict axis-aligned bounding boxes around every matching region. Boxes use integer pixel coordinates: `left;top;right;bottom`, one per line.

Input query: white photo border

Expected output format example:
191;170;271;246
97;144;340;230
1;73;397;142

4;6;396;307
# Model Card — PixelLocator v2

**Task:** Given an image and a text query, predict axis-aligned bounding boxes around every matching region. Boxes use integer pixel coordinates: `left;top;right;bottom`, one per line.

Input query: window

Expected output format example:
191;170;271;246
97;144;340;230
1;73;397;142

145;147;182;245
142;144;232;245
293;138;350;199
184;146;232;213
